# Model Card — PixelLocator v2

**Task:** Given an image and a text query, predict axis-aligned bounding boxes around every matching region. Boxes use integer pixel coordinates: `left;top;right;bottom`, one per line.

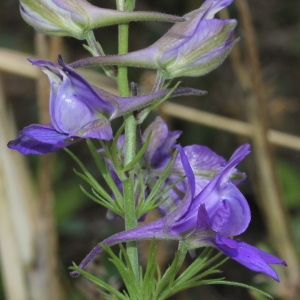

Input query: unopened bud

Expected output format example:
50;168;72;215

20;0;184;40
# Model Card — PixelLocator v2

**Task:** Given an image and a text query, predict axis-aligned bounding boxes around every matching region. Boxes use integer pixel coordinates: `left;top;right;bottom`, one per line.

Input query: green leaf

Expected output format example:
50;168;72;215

155;242;188;299
174;248;223;285
209;281;274;299
73;168;113;202
136;82;181;124
138;175;184;214
65;148;111;199
111;123;125;165
136;153;183;218
102;245;141;300
141;240;159;298
86;139;124;204
121;131;152;172
146;149;178;203
70;264;127;299
79;186;123;216
65;148;124;216
83;37;116;80
135;167;147;217
158;248;226;299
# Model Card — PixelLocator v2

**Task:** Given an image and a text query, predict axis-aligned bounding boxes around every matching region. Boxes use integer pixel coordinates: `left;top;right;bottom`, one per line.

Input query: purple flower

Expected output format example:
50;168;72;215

142;117;182;169
144;117;246;213
8;57;205;155
107;117;246;215
70;143;286;281
70;0;238;78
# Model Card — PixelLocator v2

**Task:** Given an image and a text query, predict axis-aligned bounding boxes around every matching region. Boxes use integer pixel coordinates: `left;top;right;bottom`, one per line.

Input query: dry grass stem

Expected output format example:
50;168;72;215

233;0;300;298
0;73;38;300
161;102;300;151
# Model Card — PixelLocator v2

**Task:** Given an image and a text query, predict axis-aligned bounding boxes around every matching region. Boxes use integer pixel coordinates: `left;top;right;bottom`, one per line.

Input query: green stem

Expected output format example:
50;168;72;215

152;71;165;93
85;31;116;79
176;241;189;270
85;31;102;56
116;0;139;280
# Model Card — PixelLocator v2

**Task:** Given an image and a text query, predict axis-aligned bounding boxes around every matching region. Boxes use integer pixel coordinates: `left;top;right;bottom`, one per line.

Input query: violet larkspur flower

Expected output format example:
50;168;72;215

70;144;286;281
106;117;246;216
141;117;246;213
8;57;206;155
20;0;184;40
70;0;238;78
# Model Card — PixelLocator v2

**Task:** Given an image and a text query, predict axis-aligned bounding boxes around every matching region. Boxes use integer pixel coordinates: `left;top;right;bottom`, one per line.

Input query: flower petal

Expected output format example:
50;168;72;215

143;116;169;164
196;203;211;232
175;144;251;236
215;235;286;281
7;124;71;154
29;58;117;135
172;145;227;194
72;118;113;140
143;117;181;167
58;57;118;116
165;145;196;233
203;0;233;19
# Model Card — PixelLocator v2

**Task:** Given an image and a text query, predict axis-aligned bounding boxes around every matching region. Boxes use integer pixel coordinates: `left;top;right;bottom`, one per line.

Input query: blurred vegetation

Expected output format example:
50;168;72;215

1;0;300;299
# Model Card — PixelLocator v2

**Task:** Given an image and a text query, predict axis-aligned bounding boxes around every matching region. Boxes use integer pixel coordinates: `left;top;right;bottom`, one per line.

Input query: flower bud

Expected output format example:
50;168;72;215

70;0;238;78
157;19;238;78
151;0;239;78
20;0;184;40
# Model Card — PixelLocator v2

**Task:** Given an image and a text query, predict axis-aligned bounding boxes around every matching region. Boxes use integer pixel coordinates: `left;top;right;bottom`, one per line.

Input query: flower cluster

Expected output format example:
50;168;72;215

8;0;286;297
104;117;246;218
70;137;286;282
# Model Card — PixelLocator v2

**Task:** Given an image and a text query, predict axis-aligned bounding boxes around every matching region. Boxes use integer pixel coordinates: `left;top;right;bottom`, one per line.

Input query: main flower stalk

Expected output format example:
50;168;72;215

117;0;139;279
